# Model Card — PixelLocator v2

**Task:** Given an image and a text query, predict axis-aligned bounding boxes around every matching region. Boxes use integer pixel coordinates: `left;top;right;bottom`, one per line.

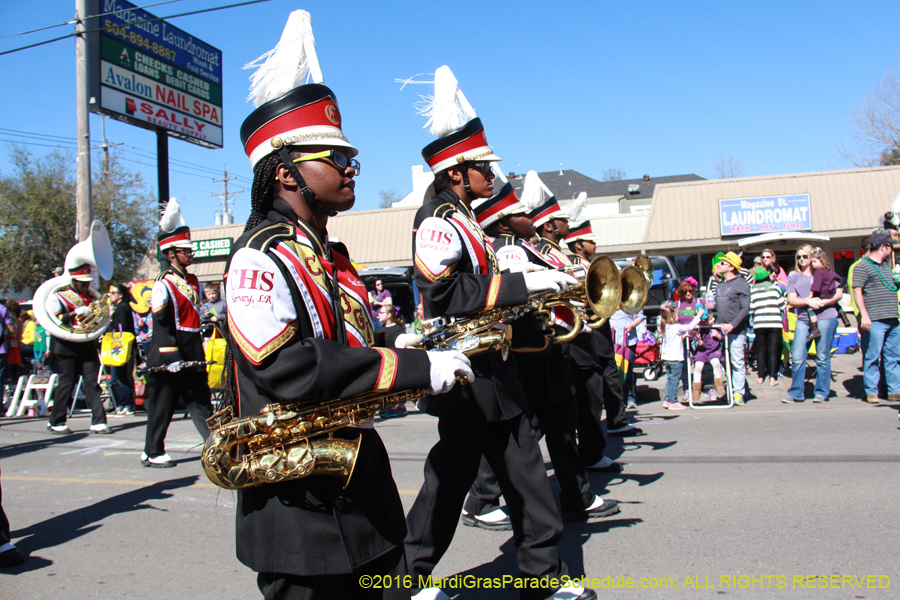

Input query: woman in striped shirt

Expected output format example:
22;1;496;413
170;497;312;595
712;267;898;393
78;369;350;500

750;265;787;386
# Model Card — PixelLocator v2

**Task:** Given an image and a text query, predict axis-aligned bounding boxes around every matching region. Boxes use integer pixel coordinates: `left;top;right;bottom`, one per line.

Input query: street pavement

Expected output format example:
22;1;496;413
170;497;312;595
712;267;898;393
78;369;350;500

0;352;898;599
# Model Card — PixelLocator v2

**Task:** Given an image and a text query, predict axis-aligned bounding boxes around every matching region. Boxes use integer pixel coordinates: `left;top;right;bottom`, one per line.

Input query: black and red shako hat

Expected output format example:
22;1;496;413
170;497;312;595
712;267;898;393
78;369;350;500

564;220;594;244
472;182;527;228
421;117;500;174
158;226;192;252
529;197;565;228
240;84;357;169
68;263;93;282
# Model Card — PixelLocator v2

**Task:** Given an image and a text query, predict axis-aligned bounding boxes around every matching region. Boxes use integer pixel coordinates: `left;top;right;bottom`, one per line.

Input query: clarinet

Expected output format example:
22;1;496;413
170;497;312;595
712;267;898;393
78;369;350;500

135;360;214;377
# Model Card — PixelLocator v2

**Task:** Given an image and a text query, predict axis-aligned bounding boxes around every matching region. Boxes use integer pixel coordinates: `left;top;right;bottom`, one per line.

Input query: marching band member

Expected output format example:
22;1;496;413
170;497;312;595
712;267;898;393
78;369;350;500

226;14;472;599
460;176;620;527
400;66;594;600
141;200;214;468
530;183;643;442
45;263;111;435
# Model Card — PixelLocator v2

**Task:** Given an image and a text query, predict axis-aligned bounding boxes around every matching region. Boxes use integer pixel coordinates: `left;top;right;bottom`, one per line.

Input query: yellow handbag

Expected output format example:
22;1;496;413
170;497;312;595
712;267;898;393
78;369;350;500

204;328;227;389
100;331;135;367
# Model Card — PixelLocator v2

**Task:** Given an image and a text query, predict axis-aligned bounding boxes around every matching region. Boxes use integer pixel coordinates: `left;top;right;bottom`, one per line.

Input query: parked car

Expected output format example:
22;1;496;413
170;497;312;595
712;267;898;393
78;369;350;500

357;267;416;324
613;255;680;327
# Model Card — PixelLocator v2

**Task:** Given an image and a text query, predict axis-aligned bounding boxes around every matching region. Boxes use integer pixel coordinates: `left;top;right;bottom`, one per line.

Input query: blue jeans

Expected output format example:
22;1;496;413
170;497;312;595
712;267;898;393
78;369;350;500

861;319;900;396
726;332;747;398
663;360;683;403
788;317;838;400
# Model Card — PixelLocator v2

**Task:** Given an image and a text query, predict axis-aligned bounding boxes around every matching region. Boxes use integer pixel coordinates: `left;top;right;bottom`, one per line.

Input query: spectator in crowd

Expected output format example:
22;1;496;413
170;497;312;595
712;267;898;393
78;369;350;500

408;299;425;334
375;298;406;350
847;235;873;321
673;278;701;402
760;247;788;290
659;302;703;410
852;232;900;404
0;301;15;395
714;252;751;405
705;252;726;301
367;279;391;320
610;307;646;410
750;266;786;387
108;284;136;416
200;283;226;334
784;245;842;403
2;301;23;390
690;311;726;400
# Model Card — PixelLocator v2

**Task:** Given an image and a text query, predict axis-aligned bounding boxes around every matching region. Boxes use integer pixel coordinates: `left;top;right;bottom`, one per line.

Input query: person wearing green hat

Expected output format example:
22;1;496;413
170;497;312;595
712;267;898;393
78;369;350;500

750;266;786;387
714;252;751;405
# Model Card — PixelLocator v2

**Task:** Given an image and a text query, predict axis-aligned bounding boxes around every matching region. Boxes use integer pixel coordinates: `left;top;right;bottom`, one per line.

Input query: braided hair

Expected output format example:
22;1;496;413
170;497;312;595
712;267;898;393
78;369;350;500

221;152;283;410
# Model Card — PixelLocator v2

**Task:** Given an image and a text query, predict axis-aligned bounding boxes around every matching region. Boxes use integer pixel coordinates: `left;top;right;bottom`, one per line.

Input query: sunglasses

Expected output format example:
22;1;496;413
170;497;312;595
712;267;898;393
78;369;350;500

293;150;360;175
797;254;809;259
467;161;494;176
176;248;194;256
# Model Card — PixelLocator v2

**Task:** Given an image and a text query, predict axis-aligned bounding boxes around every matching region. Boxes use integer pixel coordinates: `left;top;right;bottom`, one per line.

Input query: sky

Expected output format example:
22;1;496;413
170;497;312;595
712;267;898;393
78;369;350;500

1;0;899;232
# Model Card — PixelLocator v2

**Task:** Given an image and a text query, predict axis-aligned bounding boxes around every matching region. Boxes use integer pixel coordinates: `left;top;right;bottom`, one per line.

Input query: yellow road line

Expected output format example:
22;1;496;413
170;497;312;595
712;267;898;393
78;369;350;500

3;475;419;495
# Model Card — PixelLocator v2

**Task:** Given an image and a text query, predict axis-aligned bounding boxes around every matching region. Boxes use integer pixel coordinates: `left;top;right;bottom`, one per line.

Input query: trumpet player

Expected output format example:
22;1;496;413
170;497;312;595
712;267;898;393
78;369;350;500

45;264;111;436
402;65;594;600
532;198;644;452
459;179;620;526
224;15;473;600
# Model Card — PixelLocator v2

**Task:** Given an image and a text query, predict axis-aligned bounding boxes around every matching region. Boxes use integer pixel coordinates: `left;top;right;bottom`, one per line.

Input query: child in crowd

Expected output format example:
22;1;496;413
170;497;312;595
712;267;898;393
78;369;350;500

806;250;843;339
691;310;727;400
659;302;704;410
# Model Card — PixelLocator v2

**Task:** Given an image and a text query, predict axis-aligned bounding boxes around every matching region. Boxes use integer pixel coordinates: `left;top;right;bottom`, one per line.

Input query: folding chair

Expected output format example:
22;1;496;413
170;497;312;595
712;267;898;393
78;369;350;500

13;374;59;417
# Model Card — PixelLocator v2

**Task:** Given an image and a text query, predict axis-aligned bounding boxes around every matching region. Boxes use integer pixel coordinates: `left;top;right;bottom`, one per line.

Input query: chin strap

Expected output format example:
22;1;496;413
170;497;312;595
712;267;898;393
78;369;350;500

549;218;561;239
277;147;337;217
457;162;475;201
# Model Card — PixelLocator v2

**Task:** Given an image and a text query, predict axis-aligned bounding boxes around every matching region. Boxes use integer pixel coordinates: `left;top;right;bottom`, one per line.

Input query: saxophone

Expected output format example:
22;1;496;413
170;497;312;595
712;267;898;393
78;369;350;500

203;386;428;489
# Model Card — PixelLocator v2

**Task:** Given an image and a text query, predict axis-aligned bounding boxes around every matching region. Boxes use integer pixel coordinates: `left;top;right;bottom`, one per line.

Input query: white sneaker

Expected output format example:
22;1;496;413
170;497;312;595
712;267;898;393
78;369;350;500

89;424;112;434
551;581;596;600
412;588;450;600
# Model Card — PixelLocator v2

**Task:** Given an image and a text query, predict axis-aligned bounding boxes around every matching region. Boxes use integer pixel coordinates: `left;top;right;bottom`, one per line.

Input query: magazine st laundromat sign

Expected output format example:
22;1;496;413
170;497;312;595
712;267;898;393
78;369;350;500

719;193;812;236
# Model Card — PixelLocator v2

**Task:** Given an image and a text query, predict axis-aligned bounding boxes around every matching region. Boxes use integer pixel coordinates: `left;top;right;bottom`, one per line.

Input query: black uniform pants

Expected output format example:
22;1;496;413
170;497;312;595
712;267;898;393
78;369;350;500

0;469;10;547
405;414;568;600
598;354;628;431
49;353;105;427
464;399;594;515
256;547;410;600
143;369;213;458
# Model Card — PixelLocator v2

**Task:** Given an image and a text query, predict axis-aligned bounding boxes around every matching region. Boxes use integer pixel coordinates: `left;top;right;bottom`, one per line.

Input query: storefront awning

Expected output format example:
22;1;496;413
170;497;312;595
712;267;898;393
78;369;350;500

737;231;830;248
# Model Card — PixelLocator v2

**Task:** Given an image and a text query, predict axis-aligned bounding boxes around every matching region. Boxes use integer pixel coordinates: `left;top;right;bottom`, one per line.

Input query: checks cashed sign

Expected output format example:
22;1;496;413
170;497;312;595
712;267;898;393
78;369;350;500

87;0;223;149
191;238;232;259
719;193;812;236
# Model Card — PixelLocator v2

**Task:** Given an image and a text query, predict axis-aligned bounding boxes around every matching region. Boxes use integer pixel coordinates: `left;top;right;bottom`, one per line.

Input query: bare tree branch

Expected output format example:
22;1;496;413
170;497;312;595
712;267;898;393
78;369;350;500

840;53;900;167
378;188;400;209
712;153;746;179
600;168;627;182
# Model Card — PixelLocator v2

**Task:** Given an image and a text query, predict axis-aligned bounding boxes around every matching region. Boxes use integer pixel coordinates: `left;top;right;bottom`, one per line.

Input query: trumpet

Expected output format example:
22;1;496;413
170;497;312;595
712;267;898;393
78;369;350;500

534;255;652;344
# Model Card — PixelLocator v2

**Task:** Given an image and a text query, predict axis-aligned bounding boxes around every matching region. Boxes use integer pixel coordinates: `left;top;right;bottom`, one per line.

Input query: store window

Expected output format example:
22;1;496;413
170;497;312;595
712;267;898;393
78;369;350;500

673;254;699;284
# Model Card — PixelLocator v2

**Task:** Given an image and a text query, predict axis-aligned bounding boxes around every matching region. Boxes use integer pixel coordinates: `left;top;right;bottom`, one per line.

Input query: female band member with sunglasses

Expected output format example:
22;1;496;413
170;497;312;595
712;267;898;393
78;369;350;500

225;14;473;599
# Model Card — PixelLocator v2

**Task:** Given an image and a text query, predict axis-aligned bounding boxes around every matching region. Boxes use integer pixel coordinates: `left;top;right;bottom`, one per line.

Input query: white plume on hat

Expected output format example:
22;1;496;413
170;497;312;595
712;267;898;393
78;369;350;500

397;66;477;137
245;10;323;107
491;163;508;185
519;170;552;210
562;192;587;222
159;197;185;233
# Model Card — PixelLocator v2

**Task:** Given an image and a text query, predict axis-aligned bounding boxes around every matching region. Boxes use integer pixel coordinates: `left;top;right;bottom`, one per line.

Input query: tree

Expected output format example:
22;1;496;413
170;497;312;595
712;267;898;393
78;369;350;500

840;55;900;167
712;153;746;179
0;145;155;292
600;168;627;182
378;188;400;208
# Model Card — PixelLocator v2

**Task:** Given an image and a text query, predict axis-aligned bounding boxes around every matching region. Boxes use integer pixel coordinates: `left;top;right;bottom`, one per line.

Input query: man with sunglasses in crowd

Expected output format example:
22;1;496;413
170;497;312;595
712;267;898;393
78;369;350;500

141;225;214;468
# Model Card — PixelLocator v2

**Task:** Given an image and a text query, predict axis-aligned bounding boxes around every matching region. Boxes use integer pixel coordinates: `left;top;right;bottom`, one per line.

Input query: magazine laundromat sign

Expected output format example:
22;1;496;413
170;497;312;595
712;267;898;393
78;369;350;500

719;193;812;236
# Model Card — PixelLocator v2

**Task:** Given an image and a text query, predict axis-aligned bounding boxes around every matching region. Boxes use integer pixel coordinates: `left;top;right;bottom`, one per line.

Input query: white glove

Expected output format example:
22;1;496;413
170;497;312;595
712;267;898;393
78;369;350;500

522;270;578;294
394;333;425;349
426;350;475;395
166;362;183;373
506;262;546;274
74;306;92;317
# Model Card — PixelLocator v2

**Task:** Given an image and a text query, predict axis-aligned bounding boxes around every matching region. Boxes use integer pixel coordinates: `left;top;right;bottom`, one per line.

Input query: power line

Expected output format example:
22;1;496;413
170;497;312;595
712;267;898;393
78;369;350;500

0;0;185;40
0;0;274;57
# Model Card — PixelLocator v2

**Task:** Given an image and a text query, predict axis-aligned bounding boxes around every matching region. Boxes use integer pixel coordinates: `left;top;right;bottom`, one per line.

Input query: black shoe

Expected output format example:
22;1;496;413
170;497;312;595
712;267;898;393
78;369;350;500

563;498;620;522
461;510;512;531
0;547;24;567
607;424;644;437
585;457;624;472
807;326;821;341
47;425;72;435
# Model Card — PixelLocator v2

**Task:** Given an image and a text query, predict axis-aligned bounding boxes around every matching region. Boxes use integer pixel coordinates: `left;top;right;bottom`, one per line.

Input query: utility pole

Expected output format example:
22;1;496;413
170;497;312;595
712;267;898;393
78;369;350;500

211;169;244;224
91;116;123;223
75;0;92;241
